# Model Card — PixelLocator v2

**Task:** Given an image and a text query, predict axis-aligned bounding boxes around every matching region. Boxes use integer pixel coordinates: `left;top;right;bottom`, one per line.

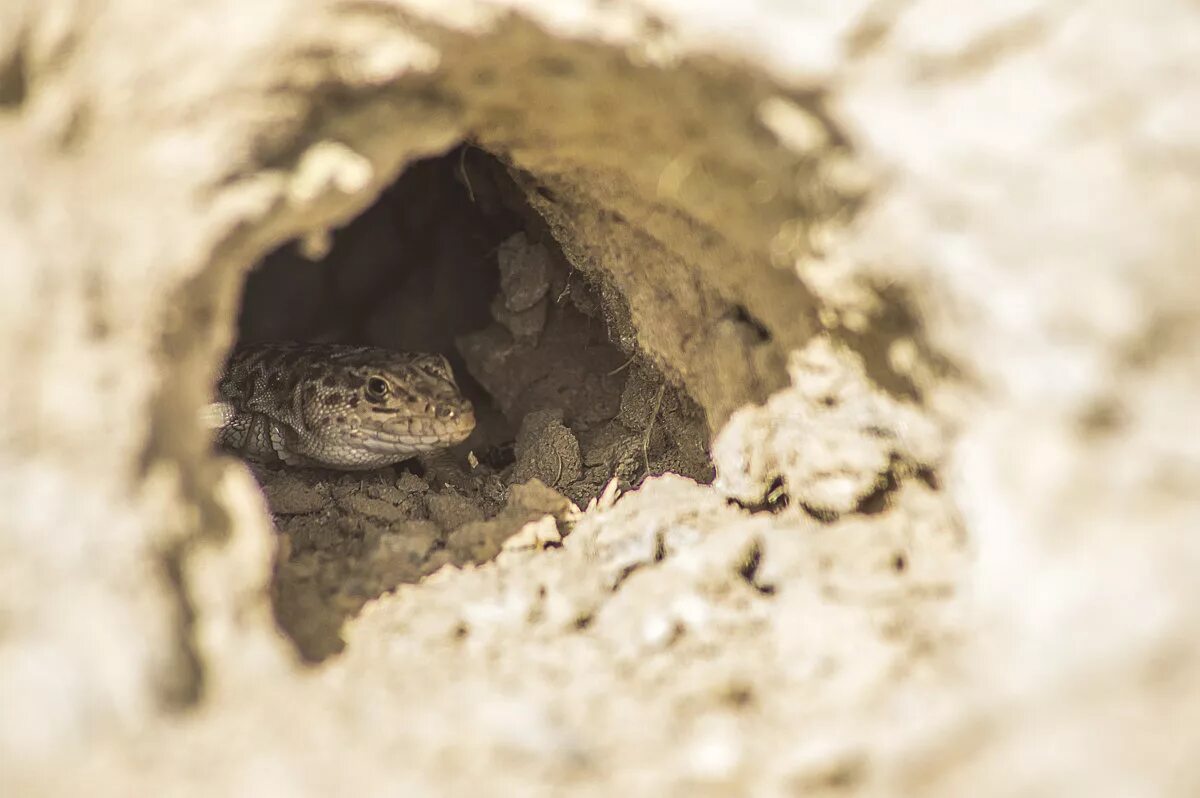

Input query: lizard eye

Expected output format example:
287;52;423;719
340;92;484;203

366;376;390;399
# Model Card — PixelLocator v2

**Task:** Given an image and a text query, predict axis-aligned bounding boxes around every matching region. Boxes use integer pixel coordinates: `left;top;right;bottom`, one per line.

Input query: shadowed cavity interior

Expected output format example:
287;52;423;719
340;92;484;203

231;145;714;661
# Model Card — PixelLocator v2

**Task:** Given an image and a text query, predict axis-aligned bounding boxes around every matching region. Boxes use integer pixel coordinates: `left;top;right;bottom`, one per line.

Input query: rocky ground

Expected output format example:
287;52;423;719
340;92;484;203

2;1;1198;796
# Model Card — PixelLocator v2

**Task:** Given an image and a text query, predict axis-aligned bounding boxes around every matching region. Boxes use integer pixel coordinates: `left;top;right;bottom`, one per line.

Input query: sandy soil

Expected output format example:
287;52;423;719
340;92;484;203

2;2;1198;796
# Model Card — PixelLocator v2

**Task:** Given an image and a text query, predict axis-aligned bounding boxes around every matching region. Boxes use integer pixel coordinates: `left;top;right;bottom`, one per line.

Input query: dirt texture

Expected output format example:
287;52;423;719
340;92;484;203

2;0;1198;796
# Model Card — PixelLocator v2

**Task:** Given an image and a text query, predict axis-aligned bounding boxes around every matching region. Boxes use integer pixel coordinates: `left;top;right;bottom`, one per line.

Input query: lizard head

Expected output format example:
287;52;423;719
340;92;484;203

306;347;476;460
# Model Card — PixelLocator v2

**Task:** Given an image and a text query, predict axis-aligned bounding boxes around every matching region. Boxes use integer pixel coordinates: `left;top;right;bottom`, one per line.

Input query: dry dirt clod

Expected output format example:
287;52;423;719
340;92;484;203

425;491;486;531
511;408;583;489
260;472;331;515
497;232;553;312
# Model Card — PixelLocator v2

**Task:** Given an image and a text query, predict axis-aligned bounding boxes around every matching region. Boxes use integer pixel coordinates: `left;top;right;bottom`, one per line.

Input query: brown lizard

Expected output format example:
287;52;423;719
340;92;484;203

206;342;475;470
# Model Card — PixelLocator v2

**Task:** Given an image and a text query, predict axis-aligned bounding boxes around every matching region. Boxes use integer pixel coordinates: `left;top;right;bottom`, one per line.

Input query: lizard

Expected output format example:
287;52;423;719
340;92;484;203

205;342;476;470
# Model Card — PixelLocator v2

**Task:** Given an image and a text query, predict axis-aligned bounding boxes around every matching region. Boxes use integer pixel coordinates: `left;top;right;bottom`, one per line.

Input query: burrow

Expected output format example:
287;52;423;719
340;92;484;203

209;17;922;662
237;147;717;660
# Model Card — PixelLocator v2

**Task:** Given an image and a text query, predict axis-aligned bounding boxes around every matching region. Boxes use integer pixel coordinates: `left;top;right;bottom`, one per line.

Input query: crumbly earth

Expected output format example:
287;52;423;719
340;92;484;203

3;1;1199;797
233;187;720;661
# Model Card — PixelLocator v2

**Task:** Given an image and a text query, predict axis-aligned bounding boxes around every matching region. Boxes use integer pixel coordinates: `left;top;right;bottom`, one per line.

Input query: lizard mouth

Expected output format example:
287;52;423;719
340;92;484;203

361;405;476;453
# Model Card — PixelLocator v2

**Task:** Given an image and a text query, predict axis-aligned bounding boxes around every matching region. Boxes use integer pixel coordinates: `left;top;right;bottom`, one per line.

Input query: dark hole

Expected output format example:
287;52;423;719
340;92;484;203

916;467;940;491
854;470;897;515
0;43;29;109
721;683;757;709
732;475;789;515
476;441;516;470
573;613;594;631
800;503;839;524
227;144;716;663
729;304;772;343
652;531;667;563
737;541;776;596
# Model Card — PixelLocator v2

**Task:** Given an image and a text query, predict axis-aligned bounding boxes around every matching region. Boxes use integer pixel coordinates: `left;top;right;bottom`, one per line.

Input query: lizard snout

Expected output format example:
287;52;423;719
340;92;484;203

434;397;475;440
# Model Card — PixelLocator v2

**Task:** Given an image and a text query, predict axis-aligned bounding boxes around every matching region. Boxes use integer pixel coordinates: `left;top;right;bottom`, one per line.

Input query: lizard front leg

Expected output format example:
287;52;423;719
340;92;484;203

210;405;311;467
265;415;323;467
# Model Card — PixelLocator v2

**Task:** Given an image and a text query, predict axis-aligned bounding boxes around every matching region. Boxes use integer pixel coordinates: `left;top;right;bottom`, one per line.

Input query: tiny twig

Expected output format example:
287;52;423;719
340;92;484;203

607;355;637;377
457;145;476;204
643;383;666;475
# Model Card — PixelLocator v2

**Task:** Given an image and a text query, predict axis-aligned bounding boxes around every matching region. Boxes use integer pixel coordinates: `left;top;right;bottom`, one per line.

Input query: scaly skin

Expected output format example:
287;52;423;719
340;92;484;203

209;343;475;470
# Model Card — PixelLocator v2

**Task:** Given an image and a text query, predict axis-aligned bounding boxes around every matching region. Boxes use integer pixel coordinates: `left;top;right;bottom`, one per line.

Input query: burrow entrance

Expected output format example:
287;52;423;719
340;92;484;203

230;146;714;661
